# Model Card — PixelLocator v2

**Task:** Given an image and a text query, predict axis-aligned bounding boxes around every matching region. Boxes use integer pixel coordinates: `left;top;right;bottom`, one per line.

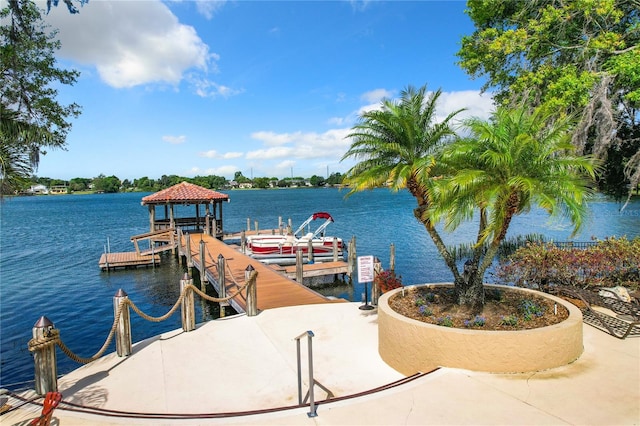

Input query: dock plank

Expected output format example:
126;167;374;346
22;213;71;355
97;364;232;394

281;261;349;279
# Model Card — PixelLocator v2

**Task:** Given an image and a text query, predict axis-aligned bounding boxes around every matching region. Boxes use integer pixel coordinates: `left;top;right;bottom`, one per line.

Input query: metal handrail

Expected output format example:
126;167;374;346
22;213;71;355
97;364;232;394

294;330;319;417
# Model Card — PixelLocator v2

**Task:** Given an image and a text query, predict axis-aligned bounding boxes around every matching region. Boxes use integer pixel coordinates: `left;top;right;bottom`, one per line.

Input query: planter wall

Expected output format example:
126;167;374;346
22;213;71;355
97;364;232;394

378;284;583;374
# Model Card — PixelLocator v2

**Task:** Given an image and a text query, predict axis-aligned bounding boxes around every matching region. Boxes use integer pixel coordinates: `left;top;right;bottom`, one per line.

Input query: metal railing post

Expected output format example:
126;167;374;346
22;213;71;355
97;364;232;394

114;289;132;357
294;330;317;418
307;332;316;417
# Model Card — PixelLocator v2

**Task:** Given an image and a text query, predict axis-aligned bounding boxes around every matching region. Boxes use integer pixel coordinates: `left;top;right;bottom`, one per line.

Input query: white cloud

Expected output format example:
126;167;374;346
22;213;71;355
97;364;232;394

207;165;239;177
247;128;351;161
200;150;219;158
361;88;394;104
195;0;226;19
199;150;243;159
250;131;297;147
42;1;214;88
190;76;244;98
222;152;244;159
163;135;187;144
436;90;495;123
186;165;238;178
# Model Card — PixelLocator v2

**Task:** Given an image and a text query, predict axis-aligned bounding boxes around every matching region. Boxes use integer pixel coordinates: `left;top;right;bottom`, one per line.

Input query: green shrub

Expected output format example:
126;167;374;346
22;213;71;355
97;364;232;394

493;237;640;291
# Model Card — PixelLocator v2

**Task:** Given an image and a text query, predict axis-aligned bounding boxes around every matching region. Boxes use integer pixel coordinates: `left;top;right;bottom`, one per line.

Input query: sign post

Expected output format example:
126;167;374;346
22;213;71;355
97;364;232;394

357;255;375;310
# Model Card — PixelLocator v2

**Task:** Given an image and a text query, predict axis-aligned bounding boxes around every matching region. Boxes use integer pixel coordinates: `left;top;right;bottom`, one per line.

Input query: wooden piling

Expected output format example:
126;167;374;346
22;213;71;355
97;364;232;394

185;233;193;273
245;266;257;316
218;254;228;317
347;236;357;281
390;243;396;272
332;238;339;262
296;250;304;283
372;259;382;306
199;239;207;289
180;273;195;332
32;316;57;395
307;240;314;263
114;289;132;357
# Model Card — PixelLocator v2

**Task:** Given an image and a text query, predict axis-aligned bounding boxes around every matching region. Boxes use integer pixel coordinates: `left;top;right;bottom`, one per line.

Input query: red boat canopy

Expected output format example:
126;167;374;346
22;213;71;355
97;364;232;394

312;212;334;222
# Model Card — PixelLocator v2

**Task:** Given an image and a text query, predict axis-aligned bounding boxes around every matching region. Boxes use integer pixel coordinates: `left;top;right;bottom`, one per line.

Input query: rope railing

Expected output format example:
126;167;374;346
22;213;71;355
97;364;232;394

27;269;259;395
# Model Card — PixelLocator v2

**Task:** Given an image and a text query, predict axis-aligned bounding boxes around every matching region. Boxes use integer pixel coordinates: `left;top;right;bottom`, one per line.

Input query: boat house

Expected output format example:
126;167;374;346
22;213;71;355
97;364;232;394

141;182;229;238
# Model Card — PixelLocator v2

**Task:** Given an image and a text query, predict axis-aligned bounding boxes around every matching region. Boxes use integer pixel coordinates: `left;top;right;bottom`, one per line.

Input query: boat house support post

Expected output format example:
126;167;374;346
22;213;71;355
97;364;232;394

148;205;156;233
31;316;58;395
114;290;132;357
307;240;314;263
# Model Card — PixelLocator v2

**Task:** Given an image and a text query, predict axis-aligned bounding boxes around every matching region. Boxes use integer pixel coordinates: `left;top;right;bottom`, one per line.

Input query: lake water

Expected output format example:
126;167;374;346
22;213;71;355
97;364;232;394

1;188;639;390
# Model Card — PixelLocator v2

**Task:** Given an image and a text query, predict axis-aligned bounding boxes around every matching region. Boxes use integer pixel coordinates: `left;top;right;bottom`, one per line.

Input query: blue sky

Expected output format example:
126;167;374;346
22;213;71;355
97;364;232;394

32;0;494;181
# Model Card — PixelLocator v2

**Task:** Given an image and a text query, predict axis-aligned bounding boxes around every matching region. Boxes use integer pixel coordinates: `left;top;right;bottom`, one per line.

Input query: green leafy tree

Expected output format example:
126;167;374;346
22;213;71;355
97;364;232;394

457;0;640;200
1;0;81;192
309;175;326;187
93;174;120;193
326;172;343;186
252;177;270;189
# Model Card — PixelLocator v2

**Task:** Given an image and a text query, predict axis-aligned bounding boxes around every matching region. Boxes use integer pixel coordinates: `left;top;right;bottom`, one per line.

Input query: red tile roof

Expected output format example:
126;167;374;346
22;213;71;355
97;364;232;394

141;181;229;205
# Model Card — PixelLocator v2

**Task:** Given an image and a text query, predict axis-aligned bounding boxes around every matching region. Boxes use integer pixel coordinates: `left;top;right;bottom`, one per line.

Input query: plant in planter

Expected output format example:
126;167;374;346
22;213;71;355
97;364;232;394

342;84;598;311
375;270;403;293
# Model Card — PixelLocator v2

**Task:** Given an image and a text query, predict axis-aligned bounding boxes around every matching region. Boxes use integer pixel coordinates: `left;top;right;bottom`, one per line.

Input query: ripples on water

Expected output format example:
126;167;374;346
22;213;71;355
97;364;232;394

1;189;638;389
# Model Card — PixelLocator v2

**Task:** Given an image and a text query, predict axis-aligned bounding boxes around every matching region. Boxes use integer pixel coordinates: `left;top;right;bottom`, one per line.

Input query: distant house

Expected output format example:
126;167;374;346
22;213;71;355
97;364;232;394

239;182;253;189
29;184;48;195
50;185;68;194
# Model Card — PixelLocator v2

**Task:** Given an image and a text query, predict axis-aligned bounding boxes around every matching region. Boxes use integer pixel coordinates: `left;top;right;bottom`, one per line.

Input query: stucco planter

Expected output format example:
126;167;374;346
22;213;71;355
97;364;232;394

378;284;583;374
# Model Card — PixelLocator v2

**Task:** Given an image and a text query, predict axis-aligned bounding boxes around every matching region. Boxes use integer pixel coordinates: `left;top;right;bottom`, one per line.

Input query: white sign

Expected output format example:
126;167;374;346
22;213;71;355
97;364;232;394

357;255;375;283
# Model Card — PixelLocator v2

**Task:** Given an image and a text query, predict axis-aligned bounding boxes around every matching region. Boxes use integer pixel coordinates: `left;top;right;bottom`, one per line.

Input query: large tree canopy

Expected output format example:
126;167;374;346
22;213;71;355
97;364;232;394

0;0;81;193
457;0;639;199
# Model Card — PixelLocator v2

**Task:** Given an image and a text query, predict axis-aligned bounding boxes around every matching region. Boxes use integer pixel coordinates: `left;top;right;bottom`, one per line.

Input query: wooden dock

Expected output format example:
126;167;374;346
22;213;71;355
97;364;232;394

277;261;349;279
179;233;346;313
99;252;161;271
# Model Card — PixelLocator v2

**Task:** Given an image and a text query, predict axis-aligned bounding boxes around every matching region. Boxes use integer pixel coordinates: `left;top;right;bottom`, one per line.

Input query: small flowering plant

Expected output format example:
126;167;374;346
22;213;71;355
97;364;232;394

375;270;403;293
464;315;486;328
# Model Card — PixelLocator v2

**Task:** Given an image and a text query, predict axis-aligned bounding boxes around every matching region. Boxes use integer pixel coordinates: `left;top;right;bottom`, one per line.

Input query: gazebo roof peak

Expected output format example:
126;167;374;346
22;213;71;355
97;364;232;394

141;181;229;205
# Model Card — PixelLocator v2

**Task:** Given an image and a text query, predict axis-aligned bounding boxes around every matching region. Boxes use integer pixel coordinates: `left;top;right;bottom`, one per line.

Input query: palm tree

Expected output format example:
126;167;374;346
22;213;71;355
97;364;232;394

341;84;464;289
343;87;598;309
425;106;598;308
